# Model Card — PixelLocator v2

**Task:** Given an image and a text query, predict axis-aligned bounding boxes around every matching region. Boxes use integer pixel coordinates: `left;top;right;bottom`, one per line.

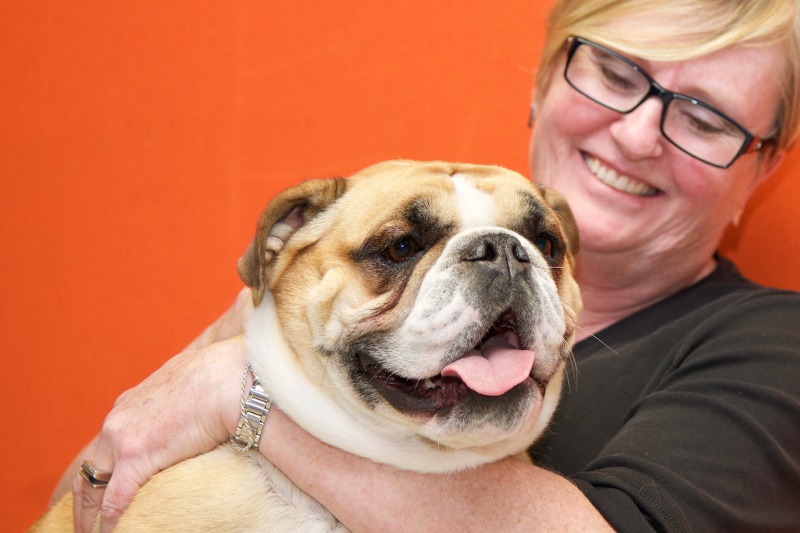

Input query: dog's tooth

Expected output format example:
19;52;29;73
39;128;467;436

423;378;436;389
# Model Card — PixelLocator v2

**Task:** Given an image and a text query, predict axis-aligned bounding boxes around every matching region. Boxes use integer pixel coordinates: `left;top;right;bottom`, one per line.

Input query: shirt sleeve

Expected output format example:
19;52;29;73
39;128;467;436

569;291;800;532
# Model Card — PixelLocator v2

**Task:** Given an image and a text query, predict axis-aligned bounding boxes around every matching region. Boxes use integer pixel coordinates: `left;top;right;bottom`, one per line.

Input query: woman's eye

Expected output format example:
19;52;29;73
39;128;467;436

384;237;419;263
684;109;730;136
600;64;637;91
534;234;555;258
670;99;740;140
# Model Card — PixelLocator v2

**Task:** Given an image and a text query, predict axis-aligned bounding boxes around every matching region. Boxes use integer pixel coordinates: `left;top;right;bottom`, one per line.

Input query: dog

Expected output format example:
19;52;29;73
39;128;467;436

33;160;581;532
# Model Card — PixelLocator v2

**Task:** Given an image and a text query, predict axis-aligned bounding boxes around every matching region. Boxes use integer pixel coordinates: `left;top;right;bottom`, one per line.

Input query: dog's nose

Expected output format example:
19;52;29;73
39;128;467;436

461;232;530;274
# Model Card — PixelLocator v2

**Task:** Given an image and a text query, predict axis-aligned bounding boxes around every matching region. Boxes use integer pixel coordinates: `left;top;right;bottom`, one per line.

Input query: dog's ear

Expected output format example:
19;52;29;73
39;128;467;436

538;186;579;257
239;177;348;306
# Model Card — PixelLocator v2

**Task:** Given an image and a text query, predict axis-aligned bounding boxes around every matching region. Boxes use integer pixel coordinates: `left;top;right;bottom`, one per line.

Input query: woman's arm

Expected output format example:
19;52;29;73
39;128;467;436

56;289;252;533
262;408;614;532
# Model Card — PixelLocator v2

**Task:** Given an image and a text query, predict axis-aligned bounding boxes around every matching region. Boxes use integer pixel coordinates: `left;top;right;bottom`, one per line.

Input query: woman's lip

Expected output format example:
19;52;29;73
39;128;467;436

582;153;659;197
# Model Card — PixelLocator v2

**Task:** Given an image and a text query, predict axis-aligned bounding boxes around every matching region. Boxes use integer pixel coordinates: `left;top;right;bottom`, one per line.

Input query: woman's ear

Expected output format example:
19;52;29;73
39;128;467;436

751;149;786;193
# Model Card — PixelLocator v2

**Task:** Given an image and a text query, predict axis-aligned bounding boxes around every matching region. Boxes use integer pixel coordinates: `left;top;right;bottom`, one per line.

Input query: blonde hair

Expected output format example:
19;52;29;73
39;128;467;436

535;0;800;151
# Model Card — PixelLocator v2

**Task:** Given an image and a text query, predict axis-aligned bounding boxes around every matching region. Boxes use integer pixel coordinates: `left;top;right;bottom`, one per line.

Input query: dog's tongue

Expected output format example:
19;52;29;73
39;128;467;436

441;331;535;396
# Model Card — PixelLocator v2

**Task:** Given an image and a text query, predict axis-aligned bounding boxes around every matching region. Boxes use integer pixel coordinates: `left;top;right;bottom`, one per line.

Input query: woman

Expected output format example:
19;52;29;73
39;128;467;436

63;0;800;530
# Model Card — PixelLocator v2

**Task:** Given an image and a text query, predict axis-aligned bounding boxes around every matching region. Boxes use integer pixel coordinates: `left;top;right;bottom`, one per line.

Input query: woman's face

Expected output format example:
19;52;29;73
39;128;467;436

530;40;785;265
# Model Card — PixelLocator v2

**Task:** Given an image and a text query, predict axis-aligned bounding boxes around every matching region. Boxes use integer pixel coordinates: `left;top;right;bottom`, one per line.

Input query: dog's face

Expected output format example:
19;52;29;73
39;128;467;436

240;160;581;468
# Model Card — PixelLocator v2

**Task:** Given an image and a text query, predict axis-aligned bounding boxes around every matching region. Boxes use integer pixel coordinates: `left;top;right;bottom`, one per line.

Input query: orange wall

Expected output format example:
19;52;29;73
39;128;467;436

2;2;798;530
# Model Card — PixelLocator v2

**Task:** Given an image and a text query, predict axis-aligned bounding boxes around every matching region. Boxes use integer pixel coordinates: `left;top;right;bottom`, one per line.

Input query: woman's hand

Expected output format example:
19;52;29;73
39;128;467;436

65;289;253;533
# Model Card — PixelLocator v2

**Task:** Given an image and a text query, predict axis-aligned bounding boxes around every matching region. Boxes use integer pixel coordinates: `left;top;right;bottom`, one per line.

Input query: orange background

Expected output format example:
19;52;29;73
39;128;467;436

2;2;798;530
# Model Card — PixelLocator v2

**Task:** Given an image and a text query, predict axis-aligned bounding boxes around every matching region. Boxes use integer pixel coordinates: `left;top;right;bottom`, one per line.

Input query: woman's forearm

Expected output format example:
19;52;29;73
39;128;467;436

262;409;613;532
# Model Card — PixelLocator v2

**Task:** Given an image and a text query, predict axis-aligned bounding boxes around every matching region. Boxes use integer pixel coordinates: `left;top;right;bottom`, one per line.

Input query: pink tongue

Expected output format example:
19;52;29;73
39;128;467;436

441;331;535;396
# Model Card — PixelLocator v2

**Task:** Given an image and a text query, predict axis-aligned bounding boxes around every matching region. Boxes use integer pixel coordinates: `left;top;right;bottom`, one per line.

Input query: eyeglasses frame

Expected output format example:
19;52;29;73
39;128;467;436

564;36;772;169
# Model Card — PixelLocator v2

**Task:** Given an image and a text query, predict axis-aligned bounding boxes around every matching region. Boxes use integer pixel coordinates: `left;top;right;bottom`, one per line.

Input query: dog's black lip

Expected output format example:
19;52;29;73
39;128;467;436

358;353;544;417
356;310;541;414
358;352;473;413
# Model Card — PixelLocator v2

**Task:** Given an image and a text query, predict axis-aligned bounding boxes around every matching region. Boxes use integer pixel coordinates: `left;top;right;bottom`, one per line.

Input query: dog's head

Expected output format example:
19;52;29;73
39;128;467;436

240;160;581;472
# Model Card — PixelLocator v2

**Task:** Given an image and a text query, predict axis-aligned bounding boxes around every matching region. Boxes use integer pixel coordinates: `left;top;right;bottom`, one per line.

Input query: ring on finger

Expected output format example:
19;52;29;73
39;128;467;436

80;460;113;488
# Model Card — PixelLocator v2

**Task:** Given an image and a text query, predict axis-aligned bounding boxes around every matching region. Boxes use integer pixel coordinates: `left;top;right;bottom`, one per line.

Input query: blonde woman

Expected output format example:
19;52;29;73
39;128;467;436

65;0;800;530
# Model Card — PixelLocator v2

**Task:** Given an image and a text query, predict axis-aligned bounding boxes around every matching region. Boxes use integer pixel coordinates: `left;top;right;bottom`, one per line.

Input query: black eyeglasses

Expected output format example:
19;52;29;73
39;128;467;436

563;36;772;168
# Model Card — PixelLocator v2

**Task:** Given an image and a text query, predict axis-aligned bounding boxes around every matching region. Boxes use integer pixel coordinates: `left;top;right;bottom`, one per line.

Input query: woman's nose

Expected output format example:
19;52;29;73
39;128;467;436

609;97;665;161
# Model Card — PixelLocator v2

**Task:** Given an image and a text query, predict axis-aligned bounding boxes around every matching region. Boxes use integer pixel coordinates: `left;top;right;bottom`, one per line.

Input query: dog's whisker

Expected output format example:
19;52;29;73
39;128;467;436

560;326;620;394
298;255;322;280
561;340;580;394
367;368;383;384
574;326;621;357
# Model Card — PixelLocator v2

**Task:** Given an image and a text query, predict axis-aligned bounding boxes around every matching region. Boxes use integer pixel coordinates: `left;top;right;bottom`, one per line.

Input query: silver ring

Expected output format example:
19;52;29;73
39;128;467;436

80;460;112;488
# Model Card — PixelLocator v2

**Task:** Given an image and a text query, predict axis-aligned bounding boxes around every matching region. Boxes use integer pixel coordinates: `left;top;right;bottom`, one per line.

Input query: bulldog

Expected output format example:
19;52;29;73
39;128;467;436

33;160;581;532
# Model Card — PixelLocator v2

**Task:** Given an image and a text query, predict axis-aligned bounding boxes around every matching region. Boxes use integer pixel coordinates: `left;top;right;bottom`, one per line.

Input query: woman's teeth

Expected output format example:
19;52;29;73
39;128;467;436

584;154;658;196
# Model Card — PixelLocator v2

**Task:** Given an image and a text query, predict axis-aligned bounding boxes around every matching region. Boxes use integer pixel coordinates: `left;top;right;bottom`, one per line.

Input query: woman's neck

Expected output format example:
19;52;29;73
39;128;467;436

573;249;717;342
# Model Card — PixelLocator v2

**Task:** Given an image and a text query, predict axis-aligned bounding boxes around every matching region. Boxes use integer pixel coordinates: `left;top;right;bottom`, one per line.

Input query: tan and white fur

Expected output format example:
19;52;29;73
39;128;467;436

33;160;581;532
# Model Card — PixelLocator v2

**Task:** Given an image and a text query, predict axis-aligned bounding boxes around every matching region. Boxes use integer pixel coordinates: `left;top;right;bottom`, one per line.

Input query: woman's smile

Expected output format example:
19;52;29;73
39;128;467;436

582;152;659;196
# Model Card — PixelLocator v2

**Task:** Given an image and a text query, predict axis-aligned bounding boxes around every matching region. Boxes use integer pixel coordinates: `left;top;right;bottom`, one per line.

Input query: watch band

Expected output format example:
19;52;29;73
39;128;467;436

231;369;271;452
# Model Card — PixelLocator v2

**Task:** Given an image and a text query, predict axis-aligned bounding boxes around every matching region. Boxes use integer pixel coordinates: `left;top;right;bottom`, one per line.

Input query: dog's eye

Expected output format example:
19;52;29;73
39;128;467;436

384;237;419;263
534;234;555;259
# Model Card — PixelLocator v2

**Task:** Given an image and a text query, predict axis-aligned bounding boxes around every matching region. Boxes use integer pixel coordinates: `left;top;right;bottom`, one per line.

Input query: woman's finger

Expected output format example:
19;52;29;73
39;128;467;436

72;457;114;533
96;464;149;533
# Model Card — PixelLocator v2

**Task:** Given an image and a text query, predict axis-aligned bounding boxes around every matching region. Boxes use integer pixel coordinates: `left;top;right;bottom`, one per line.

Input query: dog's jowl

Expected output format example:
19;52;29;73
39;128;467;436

33;160;581;533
